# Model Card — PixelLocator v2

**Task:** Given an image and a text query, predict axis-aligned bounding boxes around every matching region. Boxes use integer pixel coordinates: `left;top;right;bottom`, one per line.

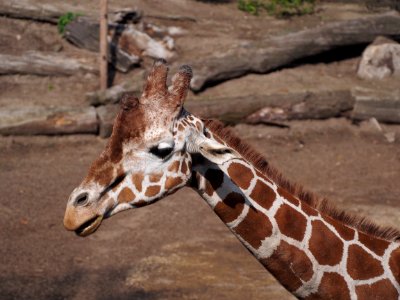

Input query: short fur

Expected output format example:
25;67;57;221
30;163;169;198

204;119;400;241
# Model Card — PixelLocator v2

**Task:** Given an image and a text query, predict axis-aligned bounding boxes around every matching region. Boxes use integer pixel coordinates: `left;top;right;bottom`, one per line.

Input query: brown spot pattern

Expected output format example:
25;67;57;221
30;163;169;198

356;279;399;299
227;163;254;190
145;185;161;197
149;173;162;183
118;187;135;203
309;220;343;266
389;247;400;285
178;124;184;131
305;272;350;300
249;180;275;210
324;216;355;241
255;169;273;184
181;161;188;174
262;241;313;292
214;192;246;223
165;176;183;190
132;173;144;192
133;200;147;207
205;181;214;197
234;208;272;249
168;161;180;172
275;204;307;241
301;202;319;216
204;168;225;196
277;187;299;206
358;232;390;256
195;121;202;131
347;244;384;280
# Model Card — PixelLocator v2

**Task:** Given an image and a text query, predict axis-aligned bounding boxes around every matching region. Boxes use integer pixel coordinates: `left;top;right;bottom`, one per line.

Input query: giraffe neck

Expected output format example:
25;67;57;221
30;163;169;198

190;133;400;299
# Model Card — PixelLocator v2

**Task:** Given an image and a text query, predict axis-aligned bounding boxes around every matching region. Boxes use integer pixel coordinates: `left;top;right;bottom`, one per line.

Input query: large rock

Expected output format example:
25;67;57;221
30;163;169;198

358;36;400;80
352;86;400;123
0;106;98;135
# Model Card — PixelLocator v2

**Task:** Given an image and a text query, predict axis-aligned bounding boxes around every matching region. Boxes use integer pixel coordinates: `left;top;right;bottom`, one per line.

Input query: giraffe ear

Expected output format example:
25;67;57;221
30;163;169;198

197;138;236;165
186;129;236;165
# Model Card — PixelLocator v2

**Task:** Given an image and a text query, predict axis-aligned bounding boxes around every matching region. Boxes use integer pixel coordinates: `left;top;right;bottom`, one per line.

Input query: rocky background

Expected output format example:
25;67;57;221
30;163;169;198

1;1;400;299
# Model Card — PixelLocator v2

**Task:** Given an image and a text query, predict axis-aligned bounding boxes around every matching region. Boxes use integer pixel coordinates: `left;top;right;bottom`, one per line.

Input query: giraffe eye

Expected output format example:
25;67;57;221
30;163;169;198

150;143;174;159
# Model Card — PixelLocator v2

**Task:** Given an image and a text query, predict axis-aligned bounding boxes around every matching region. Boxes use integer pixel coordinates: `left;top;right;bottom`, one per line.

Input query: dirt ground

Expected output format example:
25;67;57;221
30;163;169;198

1;118;399;300
1;0;399;299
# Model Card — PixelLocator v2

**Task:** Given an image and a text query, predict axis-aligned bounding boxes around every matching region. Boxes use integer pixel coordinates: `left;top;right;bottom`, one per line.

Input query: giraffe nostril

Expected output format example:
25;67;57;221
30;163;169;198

75;193;89;206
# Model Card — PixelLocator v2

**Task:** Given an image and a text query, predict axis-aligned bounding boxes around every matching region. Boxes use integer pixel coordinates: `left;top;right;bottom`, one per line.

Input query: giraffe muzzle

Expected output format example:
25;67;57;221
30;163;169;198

74;215;103;237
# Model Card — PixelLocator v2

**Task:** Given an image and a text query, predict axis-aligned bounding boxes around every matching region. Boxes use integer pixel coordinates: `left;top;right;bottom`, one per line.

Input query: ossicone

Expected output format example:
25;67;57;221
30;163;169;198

120;92;139;111
169;64;193;105
142;59;169;98
141;60;193;109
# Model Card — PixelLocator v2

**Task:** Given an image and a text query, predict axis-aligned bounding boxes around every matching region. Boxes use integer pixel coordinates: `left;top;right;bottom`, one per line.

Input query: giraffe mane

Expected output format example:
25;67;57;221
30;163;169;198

204;119;400;241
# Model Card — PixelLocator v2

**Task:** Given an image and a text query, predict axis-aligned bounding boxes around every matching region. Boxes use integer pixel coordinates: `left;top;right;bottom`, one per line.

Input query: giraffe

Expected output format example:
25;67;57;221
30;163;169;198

63;60;400;299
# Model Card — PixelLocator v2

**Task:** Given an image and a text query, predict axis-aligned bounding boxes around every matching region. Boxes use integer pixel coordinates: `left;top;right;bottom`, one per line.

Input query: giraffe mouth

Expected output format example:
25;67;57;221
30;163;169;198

74;215;103;237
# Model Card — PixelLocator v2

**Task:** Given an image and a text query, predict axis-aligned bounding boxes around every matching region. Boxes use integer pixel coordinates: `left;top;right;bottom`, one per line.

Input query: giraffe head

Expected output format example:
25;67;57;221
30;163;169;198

63;60;234;237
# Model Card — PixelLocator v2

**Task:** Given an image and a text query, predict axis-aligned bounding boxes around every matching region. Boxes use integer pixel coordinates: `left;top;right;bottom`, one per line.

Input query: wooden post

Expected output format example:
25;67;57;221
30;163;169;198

99;0;108;90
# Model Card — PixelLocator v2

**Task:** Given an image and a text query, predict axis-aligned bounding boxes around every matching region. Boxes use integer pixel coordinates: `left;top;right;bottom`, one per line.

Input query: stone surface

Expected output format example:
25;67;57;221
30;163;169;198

360;117;383;133
384;131;396;143
96;104;119;138
358;37;400;80
352;86;400;123
0;106;98;135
